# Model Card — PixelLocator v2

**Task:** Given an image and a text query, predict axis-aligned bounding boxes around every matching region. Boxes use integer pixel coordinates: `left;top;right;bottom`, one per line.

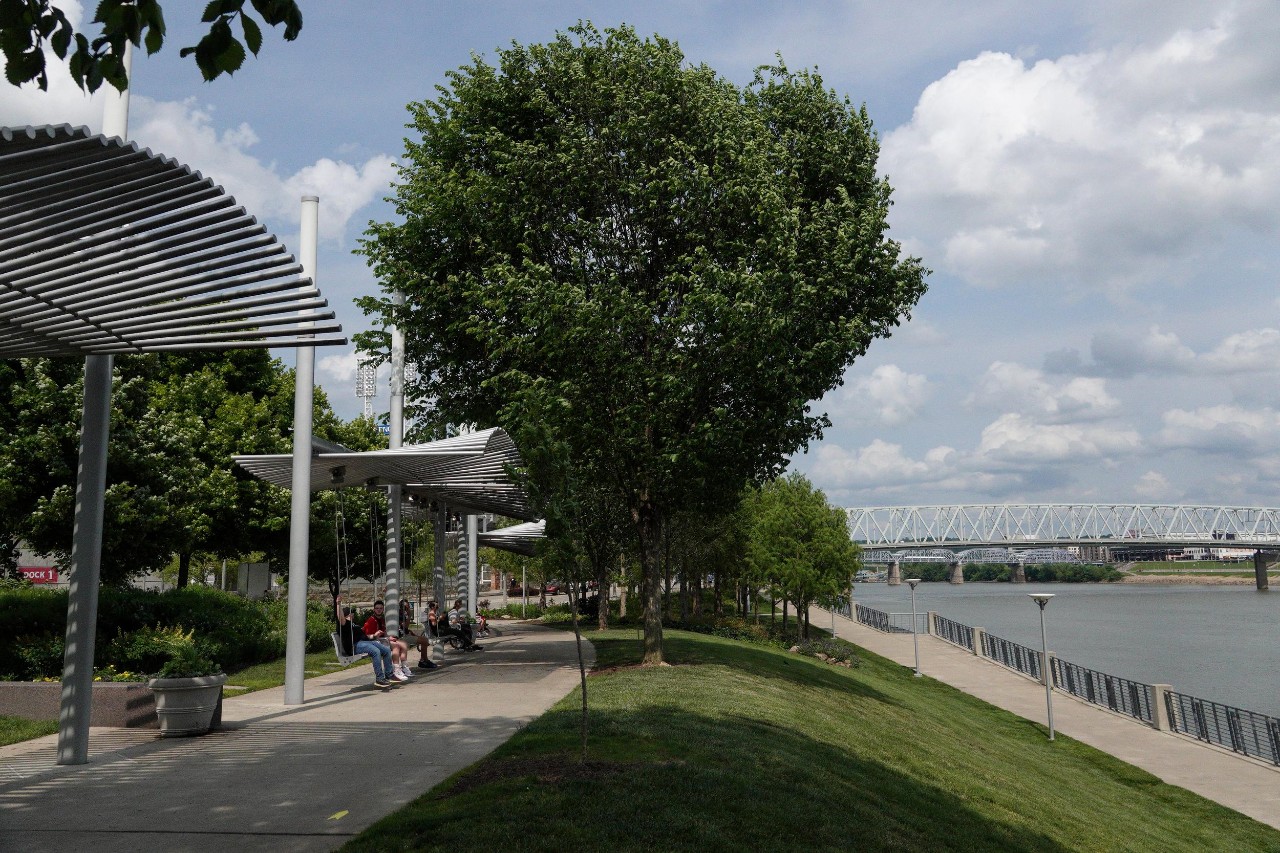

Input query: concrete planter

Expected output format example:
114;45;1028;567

0;681;156;728
146;674;227;737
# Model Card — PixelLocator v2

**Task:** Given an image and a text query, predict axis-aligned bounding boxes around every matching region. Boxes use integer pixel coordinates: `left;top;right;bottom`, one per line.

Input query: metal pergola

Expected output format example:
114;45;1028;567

476;519;546;556
1;124;346;765
234;426;537;522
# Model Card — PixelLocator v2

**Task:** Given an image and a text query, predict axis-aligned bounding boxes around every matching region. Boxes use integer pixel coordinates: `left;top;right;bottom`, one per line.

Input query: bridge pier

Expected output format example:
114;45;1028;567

1254;550;1271;591
948;562;963;584
1009;563;1026;583
888;561;902;586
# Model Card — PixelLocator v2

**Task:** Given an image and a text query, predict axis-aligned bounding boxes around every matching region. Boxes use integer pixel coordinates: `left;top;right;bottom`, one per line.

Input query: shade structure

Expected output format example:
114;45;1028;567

477;519;545;556
0;125;346;354
234;426;537;521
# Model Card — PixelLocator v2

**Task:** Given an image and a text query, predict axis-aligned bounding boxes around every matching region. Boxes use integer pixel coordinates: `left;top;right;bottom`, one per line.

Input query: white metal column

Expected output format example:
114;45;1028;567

283;196;318;706
384;292;405;635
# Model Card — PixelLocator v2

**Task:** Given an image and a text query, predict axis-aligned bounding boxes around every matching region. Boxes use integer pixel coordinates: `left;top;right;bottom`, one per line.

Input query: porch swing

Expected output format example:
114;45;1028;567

330;491;369;666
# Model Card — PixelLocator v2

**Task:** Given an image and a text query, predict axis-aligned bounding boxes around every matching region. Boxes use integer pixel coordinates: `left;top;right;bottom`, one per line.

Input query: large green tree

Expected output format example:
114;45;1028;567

743;473;860;638
0;351;357;585
359;23;926;663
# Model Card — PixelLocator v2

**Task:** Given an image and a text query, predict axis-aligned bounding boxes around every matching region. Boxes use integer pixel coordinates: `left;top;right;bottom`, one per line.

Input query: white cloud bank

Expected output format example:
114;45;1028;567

882;3;1280;294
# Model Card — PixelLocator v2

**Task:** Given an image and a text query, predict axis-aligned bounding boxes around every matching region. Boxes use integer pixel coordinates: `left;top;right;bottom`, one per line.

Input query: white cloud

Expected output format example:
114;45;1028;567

977;412;1141;462
846;364;931;425
130;98;395;242
1202;328;1280;373
969;361;1118;421
882;6;1280;294
318;351;360;383
1089;326;1198;377
1157;404;1280;453
1134;470;1178;500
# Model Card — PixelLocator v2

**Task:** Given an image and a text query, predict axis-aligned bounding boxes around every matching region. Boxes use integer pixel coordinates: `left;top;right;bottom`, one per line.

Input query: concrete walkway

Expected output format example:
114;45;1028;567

0;621;592;852
817;606;1280;829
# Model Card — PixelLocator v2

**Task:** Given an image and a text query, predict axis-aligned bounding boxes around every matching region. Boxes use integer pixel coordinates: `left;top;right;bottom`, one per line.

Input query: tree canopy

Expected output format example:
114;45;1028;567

1;0;303;91
359;23;926;662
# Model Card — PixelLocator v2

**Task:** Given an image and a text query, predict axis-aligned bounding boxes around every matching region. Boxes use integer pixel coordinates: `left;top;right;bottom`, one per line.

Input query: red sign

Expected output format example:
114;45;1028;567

20;566;58;584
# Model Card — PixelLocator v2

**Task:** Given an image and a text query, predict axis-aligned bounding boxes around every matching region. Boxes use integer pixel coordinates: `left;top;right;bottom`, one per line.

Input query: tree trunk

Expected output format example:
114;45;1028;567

637;504;665;665
693;572;703;623
596;562;609;631
566;582;589;762
782;596;788;632
803;601;810;639
679;561;689;626
713;570;721;616
619;584;628;619
177;551;191;589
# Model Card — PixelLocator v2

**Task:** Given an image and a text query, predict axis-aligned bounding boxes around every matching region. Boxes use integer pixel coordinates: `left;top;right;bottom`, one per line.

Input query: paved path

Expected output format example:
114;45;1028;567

817;606;1280;829
0;621;592;852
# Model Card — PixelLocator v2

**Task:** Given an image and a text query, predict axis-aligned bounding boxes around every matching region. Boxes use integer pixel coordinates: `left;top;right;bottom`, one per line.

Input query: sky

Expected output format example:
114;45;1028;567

4;1;1280;511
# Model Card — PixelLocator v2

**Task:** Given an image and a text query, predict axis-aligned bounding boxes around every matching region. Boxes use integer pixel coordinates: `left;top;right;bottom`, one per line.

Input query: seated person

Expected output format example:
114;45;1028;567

362;599;413;681
413;601;442;670
440;598;483;651
335;595;395;689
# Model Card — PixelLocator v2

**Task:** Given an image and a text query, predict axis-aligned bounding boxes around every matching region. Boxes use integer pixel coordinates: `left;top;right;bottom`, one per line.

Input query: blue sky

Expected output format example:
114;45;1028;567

5;1;1280;510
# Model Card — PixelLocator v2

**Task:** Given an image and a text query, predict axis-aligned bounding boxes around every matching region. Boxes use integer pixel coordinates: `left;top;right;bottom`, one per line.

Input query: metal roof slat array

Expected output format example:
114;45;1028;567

0;125;345;355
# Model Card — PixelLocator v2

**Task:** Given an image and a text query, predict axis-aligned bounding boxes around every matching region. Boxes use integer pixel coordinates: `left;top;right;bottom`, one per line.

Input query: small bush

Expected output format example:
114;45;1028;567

104;625;201;675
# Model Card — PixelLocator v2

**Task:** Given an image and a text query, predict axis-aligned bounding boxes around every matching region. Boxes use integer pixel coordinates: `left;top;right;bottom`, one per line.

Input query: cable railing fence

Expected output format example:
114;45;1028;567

846;604;1279;763
980;631;1043;681
1165;690;1280;766
932;614;974;651
1051;657;1154;725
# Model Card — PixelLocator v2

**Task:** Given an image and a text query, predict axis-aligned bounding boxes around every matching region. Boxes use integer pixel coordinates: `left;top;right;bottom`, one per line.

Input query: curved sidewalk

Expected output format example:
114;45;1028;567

0;621;592;853
817;606;1279;829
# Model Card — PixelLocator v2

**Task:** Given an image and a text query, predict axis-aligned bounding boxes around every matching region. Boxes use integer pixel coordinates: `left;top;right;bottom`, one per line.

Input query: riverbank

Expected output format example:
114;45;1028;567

1120;573;1258;585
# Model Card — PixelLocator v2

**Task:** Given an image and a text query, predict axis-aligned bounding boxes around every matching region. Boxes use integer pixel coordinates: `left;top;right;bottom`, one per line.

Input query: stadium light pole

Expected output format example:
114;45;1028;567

906;578;922;677
1029;593;1056;740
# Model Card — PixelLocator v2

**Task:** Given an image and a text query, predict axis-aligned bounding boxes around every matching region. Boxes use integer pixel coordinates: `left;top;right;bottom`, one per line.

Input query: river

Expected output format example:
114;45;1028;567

848;581;1280;718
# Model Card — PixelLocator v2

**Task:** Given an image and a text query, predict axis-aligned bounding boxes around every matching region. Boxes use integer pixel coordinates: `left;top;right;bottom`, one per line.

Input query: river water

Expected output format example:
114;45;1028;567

848;581;1280;718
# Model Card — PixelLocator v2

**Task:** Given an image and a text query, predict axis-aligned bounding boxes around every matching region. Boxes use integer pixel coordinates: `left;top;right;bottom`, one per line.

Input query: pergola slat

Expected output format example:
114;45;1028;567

0;124;345;355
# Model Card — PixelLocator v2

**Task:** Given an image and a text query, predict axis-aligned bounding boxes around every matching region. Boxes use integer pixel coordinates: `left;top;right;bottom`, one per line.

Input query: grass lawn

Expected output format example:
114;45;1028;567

0;715;57;747
222;649;365;697
345;629;1280;853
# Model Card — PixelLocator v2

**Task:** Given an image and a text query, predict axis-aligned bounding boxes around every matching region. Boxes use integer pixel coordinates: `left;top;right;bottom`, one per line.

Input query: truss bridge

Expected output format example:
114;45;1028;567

845;504;1280;587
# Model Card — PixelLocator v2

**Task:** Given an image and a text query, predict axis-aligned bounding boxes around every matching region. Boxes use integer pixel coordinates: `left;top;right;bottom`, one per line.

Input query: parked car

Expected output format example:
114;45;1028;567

543;580;561;595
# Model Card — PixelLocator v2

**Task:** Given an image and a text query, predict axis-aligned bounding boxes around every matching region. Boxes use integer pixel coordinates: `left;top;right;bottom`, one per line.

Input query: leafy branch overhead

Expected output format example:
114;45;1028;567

0;0;302;92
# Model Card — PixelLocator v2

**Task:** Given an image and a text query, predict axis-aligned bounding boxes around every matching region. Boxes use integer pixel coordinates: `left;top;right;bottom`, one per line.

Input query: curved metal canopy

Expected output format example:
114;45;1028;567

476;519;545;556
0;125;346;354
234;426;537;521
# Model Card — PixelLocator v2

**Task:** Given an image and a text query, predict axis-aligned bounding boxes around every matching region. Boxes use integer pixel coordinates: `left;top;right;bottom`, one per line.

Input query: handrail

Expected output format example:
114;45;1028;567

981;631;1042;681
933;614;974;651
1165;690;1280;766
1051;656;1153;724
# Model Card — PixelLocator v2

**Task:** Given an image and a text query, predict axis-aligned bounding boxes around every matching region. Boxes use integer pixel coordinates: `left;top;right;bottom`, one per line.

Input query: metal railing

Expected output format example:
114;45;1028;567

888;612;928;634
1051;657;1154;724
1165;690;1280;766
981;631;1042;681
932;614;974;651
853;603;919;633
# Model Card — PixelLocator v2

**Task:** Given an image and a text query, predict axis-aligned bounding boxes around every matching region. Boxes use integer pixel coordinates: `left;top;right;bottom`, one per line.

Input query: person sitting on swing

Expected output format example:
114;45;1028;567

335;595;396;689
362;600;413;682
442;598;483;651
411;601;442;670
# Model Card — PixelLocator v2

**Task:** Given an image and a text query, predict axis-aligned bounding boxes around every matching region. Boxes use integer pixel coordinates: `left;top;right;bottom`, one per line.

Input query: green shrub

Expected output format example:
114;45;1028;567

103;625;199;675
153;645;223;679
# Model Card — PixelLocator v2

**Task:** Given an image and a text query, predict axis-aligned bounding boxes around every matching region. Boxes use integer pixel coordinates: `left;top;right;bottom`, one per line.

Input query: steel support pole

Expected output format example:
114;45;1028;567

1036;600;1056;740
56;354;113;765
466;514;478;616
433;505;447;608
384;293;405;634
57;43;131;765
283;196;318;706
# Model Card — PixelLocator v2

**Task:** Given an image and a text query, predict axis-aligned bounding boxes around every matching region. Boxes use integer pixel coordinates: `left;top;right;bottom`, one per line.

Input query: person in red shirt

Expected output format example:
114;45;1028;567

362;600;413;681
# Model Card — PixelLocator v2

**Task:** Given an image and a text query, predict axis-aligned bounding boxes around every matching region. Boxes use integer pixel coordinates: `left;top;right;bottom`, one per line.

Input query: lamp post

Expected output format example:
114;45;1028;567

906;578;922;677
1029;593;1056;740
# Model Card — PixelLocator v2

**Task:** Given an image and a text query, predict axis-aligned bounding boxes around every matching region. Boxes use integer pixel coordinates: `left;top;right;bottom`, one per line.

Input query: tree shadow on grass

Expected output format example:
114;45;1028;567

590;632;903;708
348;704;1072;853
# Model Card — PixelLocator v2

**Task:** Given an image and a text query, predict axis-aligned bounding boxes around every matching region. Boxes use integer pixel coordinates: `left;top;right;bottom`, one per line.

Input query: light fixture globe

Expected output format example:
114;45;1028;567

906;578;921;589
1028;592;1055;609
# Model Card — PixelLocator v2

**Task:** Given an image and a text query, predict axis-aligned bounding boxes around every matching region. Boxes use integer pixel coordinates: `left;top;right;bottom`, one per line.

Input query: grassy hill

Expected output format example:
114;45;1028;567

345;629;1280;852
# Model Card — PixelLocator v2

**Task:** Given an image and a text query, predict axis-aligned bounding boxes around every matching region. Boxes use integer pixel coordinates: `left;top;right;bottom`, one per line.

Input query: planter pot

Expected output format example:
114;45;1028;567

146;674;227;737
